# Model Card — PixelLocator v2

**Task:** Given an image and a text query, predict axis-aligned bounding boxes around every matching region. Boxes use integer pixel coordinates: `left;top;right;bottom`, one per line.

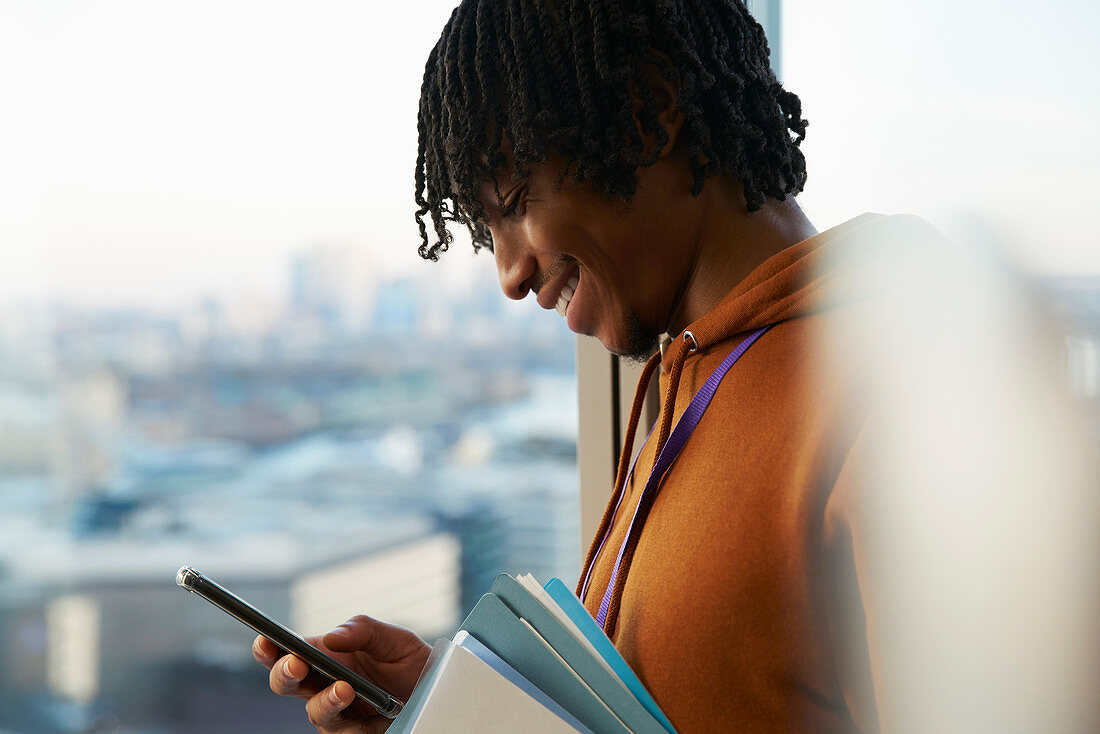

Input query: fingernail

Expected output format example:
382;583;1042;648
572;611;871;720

283;658;301;680
324;626;347;638
329;683;345;706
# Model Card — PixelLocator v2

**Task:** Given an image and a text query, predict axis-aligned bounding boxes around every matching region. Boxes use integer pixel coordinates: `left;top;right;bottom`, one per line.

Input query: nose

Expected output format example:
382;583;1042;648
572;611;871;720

492;225;539;301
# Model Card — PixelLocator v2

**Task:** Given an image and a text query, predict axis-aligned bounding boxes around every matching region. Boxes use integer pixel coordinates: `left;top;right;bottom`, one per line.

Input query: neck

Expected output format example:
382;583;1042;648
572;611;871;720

664;179;817;336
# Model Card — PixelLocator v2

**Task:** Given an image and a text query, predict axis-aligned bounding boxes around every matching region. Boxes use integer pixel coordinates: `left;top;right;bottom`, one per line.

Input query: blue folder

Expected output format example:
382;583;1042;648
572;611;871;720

543;577;677;733
460;591;633;734
487;574;669;734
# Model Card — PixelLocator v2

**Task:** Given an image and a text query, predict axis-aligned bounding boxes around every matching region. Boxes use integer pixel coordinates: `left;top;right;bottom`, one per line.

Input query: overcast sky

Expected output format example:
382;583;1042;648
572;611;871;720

0;0;1097;308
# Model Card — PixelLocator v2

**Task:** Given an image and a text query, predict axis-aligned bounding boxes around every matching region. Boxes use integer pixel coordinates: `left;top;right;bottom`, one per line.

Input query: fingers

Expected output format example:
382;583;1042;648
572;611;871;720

252;635;280;668
256;638;327;701
269;653;311;697
322;615;420;659
321;615;384;653
304;680;360;732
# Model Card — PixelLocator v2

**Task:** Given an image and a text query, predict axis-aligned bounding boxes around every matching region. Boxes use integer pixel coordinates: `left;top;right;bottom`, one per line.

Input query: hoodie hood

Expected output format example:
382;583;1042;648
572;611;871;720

662;212;948;371
579;212;953;639
580;211;955;646
648;212;950;467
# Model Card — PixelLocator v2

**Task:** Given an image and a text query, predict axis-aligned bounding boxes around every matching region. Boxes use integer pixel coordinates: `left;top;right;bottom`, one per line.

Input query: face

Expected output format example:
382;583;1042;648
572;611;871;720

476;153;701;360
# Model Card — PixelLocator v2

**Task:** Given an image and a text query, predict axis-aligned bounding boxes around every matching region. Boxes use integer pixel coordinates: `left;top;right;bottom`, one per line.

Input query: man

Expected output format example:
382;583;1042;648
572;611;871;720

252;1;1007;731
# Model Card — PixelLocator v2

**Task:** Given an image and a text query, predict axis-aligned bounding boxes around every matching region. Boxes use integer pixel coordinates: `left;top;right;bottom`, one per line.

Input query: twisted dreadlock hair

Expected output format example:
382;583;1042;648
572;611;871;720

414;0;808;261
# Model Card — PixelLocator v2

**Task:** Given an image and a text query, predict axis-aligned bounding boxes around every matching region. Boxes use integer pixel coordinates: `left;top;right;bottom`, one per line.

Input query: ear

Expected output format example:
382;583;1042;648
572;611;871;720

633;52;685;158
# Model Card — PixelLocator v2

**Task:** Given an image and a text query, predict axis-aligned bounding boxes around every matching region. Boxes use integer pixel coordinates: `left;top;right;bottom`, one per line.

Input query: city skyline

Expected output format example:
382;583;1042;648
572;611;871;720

0;264;583;731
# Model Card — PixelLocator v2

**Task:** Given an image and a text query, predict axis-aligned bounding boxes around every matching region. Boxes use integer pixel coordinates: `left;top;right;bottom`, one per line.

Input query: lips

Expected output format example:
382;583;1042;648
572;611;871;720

536;263;579;312
555;273;579;317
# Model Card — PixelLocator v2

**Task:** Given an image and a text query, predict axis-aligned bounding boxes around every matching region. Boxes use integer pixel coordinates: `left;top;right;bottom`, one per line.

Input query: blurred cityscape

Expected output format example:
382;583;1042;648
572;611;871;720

2;242;1099;733
0;244;579;733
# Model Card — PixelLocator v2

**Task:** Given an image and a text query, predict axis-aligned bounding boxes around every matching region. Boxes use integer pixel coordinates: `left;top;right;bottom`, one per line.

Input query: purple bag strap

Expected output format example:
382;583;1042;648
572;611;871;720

593;324;773;629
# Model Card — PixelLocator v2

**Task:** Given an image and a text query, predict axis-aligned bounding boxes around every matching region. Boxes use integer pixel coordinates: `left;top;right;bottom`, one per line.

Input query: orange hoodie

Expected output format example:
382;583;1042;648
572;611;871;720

577;213;951;733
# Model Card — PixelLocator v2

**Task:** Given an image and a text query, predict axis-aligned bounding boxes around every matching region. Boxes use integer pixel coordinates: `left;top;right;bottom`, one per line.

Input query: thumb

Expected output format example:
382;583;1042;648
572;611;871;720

322;615;422;661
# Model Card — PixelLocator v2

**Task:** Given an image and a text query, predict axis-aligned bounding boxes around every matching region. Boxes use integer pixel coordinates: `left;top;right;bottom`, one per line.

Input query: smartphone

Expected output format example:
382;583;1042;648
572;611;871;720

175;565;404;719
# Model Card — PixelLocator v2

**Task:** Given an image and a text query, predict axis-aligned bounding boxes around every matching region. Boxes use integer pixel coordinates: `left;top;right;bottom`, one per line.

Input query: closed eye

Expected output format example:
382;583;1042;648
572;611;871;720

500;184;528;217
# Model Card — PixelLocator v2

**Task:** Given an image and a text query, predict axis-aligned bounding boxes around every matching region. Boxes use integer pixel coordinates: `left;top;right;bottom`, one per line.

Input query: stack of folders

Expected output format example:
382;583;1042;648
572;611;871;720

386;573;677;733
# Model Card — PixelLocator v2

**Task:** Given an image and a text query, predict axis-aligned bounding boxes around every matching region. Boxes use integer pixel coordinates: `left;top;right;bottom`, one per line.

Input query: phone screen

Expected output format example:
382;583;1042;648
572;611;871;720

176;566;404;719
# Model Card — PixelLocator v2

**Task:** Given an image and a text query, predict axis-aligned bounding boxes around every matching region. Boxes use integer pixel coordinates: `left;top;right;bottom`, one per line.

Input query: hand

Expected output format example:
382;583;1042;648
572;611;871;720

253;615;432;734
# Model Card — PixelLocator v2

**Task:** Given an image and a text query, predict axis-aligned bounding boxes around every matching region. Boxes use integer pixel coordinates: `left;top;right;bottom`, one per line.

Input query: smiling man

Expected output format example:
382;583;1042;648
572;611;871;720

413;0;814;363
253;1;941;732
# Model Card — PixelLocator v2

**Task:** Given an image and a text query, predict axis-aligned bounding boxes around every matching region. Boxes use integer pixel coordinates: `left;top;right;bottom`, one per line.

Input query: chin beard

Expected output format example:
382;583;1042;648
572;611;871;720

615;311;660;363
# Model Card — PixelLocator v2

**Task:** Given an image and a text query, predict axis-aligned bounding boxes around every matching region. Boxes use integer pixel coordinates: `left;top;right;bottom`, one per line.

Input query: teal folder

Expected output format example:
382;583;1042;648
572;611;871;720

543;578;677;733
459;592;632;734
488;574;669;734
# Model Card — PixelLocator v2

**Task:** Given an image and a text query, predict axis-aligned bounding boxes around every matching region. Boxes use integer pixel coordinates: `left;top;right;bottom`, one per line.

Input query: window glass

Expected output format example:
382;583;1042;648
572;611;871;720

782;0;1098;275
782;0;1100;397
0;2;578;731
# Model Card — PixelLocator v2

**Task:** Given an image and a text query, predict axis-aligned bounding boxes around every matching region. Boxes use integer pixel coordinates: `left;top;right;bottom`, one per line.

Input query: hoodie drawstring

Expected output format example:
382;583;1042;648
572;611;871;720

596;333;695;633
581;326;775;635
652;332;695;474
577;351;662;601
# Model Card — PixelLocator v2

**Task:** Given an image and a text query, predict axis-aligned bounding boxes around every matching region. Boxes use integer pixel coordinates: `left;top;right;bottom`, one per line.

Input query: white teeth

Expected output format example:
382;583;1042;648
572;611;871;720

555;274;579;317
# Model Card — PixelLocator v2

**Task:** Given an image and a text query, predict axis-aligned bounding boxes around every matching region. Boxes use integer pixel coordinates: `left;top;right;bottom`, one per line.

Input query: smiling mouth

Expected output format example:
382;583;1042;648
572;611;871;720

555;273;579;317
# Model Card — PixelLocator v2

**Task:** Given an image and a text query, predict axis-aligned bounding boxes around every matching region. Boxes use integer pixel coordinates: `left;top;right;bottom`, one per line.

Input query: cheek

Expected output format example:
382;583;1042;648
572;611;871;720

525;202;637;303
521;215;559;253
